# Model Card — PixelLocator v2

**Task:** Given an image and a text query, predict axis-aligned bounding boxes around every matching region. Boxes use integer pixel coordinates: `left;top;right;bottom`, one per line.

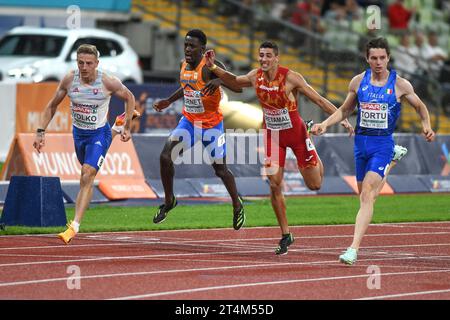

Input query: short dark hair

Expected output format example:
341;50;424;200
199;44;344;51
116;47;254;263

259;41;279;55
186;29;207;46
366;37;390;57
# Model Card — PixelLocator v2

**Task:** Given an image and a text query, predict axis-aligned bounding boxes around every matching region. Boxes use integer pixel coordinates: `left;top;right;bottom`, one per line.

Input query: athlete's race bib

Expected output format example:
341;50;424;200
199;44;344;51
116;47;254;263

263;108;293;130
71;103;99;130
359;102;388;129
184;90;205;114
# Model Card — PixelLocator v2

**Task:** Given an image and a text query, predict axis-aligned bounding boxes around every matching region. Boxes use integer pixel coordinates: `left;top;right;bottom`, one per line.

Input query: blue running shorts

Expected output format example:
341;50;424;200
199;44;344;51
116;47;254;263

73;124;112;171
169;116;226;160
354;134;394;182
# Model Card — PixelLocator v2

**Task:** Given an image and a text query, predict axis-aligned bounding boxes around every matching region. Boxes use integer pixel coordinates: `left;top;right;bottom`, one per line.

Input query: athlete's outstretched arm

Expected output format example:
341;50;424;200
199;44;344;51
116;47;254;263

398;78;435;142
154;60;184;112
204;49;254;88
207;60;243;93
153;87;184;112
39;73;72;130
290;71;354;135
311;75;360;136
104;75;136;142
33;72;72;153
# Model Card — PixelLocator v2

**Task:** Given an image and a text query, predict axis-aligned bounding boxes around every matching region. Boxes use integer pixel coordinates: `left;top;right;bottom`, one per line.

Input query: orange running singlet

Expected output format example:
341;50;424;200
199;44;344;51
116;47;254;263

180;56;223;128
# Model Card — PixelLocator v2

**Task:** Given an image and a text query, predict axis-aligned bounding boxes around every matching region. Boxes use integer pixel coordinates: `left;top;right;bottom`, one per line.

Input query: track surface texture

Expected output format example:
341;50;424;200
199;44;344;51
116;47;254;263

1;222;449;300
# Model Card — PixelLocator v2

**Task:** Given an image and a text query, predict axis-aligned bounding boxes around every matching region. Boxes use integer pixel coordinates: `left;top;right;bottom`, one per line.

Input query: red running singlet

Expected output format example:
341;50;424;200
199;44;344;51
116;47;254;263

255;66;318;168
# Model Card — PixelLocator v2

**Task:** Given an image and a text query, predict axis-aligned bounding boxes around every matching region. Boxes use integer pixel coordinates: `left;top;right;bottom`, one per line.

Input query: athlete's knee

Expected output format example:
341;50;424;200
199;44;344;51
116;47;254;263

305;180;322;191
268;178;283;194
300;165;322;190
213;165;228;179
359;188;377;204
80;169;96;187
160;149;173;165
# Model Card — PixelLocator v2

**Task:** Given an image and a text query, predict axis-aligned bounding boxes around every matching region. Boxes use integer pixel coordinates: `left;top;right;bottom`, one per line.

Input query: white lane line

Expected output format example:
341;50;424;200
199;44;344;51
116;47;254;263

372;222;450;230
0;226;282;239
1;221;449;239
0;249;272;267
356;289;450;300
1;256;449;289
171;232;450;243
2;231;450;251
0;259;338;288
1;243;450;268
0;253;100;259
109;269;450;300
350;263;450;271
0;243;137;251
0;239;262;252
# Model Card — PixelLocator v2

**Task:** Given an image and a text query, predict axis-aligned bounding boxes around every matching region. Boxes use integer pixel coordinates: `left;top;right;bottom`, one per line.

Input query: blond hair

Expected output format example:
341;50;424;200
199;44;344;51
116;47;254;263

76;44;99;58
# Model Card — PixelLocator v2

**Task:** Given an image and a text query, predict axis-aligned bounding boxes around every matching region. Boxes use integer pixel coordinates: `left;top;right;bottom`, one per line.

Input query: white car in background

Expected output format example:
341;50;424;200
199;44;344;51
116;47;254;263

0;26;143;84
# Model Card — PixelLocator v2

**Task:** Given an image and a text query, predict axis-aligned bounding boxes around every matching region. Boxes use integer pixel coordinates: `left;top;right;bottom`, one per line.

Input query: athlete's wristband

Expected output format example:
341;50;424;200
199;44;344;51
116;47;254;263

208;64;217;71
36;128;45;134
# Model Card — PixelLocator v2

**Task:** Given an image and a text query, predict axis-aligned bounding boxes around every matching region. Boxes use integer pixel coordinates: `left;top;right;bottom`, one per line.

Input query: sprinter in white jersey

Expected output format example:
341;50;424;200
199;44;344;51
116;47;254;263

33;44;136;244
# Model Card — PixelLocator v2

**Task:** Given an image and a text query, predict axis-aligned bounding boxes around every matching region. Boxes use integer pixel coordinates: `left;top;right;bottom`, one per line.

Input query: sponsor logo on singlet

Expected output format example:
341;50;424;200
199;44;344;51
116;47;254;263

71;102;100;128
259;84;280;92
184;90;205;113
263;108;293;130
359;102;388;129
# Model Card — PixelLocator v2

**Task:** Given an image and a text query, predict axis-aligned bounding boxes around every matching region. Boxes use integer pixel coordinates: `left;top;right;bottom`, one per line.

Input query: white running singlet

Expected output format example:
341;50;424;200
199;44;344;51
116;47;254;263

68;70;111;130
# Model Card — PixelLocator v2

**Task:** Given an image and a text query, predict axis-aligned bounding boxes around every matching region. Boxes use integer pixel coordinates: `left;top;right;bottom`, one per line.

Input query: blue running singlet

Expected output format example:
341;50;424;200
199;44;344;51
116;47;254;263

354;69;401;181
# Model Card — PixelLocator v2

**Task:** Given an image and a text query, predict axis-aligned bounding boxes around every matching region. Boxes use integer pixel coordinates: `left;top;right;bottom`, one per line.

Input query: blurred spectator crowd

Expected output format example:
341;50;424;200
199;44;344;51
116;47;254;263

203;0;450;84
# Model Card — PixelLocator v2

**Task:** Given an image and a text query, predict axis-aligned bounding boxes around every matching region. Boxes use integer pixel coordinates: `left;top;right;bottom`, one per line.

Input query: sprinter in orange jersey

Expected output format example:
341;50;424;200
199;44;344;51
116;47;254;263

205;41;354;255
152;29;246;230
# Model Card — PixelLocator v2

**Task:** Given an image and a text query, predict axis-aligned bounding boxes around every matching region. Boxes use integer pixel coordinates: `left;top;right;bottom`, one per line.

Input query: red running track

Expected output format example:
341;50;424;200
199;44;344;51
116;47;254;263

0;222;449;300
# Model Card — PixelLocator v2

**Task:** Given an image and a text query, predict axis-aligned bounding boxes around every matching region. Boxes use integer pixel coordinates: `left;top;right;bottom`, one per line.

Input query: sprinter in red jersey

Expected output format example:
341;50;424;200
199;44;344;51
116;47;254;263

205;41;354;255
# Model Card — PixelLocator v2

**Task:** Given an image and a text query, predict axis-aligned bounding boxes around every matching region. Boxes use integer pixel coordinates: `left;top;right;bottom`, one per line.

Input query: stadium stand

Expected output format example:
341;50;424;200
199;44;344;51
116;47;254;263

132;0;450;133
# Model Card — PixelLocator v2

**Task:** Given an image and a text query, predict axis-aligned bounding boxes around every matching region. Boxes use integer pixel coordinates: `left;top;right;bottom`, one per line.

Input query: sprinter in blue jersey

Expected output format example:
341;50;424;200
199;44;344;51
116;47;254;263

33;44;136;244
311;37;435;265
